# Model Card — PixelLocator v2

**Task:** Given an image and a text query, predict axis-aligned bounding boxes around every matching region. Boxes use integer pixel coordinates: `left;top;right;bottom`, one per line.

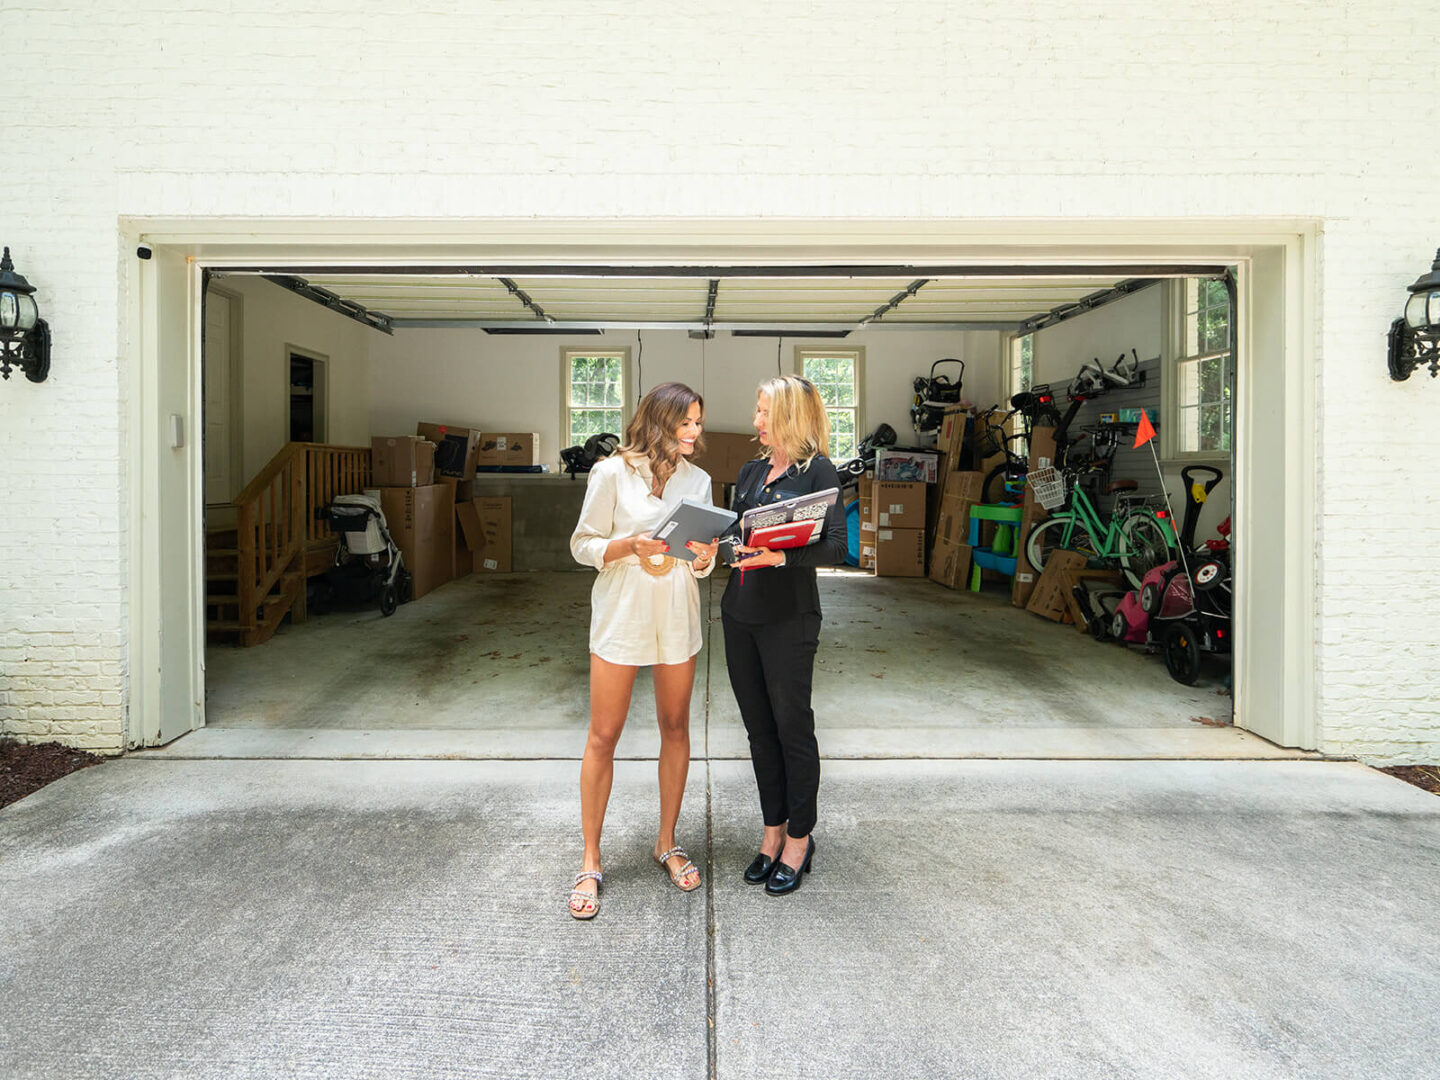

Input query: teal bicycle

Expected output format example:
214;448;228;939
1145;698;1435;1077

1024;462;1177;589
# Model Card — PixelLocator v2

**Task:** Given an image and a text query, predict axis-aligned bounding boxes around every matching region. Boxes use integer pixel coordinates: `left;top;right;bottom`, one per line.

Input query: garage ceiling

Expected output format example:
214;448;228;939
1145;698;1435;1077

226;266;1214;335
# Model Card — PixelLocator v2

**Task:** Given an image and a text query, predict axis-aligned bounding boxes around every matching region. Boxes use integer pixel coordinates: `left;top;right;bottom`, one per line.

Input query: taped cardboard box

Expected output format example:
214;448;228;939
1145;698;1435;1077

874;527;925;577
379;484;452;599
929;538;972;590
942;470;984;504
477;432;541;468
938;408;971;462
371;436;435;487
417;422;481;479
859;543;876;571
870;481;926;529
465;496;512;573
858;471;874;500
934;494;976;547
452;503;476;578
1025;550;1088;623
1010;426;1059;608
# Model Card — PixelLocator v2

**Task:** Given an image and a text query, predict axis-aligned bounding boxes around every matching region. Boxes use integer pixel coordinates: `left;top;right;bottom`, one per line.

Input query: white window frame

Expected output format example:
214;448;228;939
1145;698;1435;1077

560;347;632;453
1008;332;1034;399
793;345;865;460
1162;278;1234;464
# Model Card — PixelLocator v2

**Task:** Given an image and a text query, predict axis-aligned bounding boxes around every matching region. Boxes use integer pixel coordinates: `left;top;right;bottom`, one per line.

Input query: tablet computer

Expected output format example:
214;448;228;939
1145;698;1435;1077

651;499;739;561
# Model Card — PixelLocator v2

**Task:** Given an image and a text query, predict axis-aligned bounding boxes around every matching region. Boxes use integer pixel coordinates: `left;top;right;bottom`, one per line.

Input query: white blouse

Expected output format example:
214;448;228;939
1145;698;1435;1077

570;453;717;666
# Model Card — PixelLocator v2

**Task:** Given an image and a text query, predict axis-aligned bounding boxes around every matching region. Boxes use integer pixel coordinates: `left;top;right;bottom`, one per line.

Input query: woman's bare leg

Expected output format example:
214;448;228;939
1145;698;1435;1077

573;653;638;915
651;656;699;889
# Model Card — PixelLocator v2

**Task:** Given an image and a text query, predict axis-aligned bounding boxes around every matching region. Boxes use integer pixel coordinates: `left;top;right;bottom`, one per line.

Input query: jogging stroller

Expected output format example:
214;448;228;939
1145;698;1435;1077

313;494;411;617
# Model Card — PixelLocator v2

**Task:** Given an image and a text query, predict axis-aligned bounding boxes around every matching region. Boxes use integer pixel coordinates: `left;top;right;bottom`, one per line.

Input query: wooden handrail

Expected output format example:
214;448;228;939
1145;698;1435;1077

229;442;374;633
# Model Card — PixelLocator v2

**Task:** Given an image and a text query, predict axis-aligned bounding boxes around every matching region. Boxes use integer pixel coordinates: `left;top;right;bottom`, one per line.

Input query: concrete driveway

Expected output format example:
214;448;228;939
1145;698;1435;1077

3;757;1438;1079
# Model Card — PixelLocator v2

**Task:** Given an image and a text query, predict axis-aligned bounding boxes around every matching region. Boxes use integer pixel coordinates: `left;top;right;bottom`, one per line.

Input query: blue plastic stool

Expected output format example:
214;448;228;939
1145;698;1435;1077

967;503;1024;590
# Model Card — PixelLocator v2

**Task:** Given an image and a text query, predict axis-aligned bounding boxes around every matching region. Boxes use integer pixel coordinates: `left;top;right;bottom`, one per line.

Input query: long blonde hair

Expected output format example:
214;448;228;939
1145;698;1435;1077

757;375;830;469
619;381;705;493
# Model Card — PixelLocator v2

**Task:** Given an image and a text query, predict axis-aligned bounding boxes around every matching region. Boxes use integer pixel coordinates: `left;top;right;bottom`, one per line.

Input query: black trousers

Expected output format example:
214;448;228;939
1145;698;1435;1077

722;611;822;839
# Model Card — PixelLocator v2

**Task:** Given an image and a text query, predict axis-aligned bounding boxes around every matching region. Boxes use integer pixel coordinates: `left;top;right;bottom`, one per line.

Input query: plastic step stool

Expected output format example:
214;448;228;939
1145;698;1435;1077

967;503;1025;590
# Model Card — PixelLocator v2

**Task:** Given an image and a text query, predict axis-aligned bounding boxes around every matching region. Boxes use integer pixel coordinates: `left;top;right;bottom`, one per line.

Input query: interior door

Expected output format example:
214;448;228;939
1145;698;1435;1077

135;246;204;746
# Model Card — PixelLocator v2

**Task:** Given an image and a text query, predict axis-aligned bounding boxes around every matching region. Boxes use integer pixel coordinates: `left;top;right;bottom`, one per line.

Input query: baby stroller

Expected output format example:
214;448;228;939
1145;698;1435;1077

313;494;411;617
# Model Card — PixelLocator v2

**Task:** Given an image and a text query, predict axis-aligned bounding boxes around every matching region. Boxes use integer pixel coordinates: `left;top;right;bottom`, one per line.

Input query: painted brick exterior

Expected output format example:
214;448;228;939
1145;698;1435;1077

1;2;1437;760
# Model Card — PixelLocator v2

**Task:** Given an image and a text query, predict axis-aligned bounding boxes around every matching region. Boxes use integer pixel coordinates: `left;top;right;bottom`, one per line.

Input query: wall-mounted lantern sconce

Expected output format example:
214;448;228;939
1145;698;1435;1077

1389;248;1440;381
0;248;49;383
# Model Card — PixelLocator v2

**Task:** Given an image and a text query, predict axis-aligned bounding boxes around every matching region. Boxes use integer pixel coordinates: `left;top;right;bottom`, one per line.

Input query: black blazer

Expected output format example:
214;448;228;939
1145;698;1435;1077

720;455;849;623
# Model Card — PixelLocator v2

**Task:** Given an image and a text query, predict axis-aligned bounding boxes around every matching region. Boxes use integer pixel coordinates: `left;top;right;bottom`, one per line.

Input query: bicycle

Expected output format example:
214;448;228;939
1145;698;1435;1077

974;386;1068;504
1024;465;1176;590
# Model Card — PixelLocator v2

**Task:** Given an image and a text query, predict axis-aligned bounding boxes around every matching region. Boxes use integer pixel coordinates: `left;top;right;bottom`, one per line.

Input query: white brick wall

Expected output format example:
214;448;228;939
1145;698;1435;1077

1;2;1438;760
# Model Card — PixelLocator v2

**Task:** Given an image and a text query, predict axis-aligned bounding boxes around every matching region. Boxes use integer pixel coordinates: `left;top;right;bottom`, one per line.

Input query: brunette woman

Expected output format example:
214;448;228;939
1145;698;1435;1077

566;382;720;919
722;375;848;896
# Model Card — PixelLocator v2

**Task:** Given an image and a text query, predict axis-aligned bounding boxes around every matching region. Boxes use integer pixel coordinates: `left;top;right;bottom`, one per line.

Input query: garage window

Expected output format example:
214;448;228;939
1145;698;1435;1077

1010;333;1034;397
1169;278;1233;458
795;347;863;460
563;349;630;449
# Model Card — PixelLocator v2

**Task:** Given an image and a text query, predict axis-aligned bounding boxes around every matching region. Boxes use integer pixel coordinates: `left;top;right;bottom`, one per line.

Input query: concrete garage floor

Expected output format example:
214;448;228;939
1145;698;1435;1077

3;757;1438;1079
193;570;1273;761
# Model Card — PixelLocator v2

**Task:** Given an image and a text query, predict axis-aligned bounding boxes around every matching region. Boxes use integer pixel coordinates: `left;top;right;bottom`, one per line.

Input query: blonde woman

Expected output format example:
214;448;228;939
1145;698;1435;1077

567;382;720;919
722;375;848;896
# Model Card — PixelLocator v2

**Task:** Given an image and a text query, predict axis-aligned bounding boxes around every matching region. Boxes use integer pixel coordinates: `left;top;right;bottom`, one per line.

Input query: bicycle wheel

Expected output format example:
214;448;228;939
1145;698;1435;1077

1025;516;1099;575
1119;513;1173;590
982;461;1026;504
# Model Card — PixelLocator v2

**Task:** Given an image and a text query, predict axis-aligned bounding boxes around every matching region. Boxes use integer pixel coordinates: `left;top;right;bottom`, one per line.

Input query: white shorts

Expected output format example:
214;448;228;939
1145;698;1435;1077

589;561;703;667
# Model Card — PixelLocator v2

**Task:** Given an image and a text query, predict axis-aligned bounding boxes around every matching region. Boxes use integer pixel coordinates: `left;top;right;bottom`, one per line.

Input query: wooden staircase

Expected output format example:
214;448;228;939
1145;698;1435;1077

206;442;372;646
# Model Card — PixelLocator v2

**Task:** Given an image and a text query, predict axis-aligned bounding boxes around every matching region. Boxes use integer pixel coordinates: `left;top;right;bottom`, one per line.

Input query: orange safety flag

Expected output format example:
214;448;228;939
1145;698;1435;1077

1132;409;1157;449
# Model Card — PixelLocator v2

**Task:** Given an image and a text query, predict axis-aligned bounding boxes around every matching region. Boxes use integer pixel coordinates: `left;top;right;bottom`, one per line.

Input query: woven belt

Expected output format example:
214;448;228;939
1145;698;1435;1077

639;553;677;577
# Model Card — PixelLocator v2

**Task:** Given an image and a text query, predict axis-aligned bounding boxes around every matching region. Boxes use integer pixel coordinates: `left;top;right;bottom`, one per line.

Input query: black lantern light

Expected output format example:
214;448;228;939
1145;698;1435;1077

0;247;50;383
1388;248;1440;381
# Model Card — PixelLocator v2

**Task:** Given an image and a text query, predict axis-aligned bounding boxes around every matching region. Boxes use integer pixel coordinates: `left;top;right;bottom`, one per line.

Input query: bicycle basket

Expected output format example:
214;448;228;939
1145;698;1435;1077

975;420;1007;459
1027;465;1068;510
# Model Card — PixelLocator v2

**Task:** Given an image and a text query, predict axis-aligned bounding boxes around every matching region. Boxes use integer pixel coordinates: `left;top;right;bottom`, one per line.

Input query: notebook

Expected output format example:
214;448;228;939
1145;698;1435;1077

650;498;739;562
740;487;840;550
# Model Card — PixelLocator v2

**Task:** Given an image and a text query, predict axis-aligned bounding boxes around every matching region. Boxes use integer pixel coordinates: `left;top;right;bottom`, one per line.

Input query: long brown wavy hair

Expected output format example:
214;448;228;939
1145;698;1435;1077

619;381;706;494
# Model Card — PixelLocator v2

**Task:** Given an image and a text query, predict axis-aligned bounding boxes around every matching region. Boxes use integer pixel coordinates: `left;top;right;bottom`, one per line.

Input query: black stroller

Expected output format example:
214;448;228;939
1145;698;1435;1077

313;494;411;617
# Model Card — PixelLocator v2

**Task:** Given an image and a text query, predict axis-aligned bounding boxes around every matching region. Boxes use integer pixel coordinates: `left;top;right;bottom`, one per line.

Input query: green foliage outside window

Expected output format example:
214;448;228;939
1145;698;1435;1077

800;352;859;460
568;353;624;448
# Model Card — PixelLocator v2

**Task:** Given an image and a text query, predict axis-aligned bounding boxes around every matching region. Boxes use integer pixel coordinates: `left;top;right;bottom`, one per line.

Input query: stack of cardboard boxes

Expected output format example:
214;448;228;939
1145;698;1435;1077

414;422;515;577
370;435;454;600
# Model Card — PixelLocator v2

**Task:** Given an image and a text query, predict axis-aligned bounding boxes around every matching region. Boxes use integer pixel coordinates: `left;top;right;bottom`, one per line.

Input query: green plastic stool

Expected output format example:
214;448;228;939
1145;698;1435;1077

967;503;1025;590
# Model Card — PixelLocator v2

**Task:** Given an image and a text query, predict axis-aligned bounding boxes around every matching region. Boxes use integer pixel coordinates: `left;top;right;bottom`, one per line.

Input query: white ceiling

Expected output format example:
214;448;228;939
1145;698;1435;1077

277;271;1145;331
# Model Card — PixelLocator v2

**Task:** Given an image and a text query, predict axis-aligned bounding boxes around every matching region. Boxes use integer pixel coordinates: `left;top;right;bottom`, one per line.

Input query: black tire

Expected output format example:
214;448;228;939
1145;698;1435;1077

1162;623;1202;685
1110;610;1130;643
1193;560;1225;593
1090;613;1111;642
1139;580;1163;617
982;461;1026;505
398;569;414;603
380;584;398;617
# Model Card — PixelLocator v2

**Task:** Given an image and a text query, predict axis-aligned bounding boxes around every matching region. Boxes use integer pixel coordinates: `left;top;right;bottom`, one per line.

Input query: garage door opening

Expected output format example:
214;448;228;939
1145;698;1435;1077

124;220;1316;756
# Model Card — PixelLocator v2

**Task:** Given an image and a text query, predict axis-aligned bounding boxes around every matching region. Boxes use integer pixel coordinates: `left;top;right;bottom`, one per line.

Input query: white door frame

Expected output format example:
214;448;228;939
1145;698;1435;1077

122;217;1320;750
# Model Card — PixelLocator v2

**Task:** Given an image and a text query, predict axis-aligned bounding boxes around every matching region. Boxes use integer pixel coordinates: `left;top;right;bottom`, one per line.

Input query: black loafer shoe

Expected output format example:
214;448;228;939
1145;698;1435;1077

743;852;777;884
764;838;815;896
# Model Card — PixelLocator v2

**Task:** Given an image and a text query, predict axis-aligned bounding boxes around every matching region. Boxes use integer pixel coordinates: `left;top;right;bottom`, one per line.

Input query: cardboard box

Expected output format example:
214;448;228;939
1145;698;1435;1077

1010;426;1059;608
870;481;926;529
935;494;976;547
859;544;876;571
859;496;873;524
477;432;540;468
875;448;939;484
873;527;925;577
938;408;971;462
379;484;452;599
417;422;482;478
466;496;512;573
692;431;760;483
451;503;476;578
857;471;874;500
929;538;973;590
942;470;984;504
1025;550;1088;623
371;436;435;488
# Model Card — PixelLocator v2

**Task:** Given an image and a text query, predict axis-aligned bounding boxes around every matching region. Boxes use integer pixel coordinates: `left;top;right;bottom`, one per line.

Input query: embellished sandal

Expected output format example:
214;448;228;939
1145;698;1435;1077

569;870;602;920
653;846;701;892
